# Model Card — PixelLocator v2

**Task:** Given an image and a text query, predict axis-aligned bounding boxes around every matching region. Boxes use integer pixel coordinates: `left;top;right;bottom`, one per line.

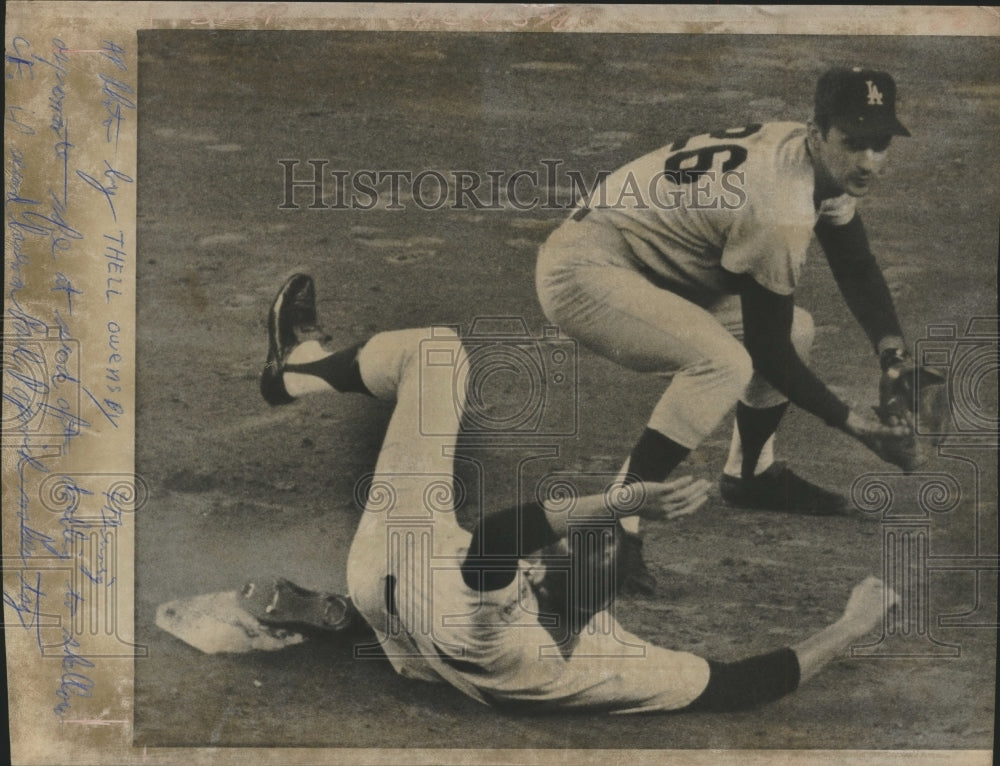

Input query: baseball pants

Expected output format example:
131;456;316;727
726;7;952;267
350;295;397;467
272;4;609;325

343;327;473;683
341;328;711;711
536;215;815;449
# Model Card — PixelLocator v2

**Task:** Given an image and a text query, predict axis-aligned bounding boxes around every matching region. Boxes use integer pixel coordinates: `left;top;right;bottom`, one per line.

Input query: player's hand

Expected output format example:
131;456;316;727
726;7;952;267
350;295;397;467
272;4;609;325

614;476;711;520
875;348;950;449
841;576;899;631
876;348;918;429
841;409;921;472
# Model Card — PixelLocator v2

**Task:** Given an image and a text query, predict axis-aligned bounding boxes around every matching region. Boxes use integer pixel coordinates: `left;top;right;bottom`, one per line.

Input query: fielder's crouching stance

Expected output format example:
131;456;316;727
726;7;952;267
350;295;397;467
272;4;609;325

536;68;919;594
259;273;898;714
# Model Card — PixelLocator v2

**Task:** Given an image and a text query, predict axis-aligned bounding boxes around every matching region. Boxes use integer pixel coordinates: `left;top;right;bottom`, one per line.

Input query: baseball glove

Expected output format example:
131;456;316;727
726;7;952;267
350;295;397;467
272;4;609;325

873;348;949;470
854;412;921;472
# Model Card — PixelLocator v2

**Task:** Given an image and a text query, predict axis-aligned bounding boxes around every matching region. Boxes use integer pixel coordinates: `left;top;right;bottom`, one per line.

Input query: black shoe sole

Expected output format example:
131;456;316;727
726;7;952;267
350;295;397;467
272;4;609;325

260;274;315;406
719;478;848;516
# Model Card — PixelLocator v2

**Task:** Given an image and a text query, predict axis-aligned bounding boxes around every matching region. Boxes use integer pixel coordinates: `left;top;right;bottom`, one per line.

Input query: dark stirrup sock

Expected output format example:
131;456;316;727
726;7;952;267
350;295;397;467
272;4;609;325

284;342;372;396
623;427;691;484
736;402;789;479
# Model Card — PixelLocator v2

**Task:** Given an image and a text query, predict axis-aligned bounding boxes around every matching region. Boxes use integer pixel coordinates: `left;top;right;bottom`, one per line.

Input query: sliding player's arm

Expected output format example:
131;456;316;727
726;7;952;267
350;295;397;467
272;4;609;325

682;577;896;712
460;479;710;592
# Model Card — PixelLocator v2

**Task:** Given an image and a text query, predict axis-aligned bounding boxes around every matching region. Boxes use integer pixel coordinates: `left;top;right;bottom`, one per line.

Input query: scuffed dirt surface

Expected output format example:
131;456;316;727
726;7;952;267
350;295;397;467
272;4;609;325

134;31;997;751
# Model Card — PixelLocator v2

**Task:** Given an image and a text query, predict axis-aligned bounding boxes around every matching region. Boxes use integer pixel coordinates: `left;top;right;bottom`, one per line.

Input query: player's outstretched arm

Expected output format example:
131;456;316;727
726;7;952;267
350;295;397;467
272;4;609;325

683;577;898;712
793;576;898;684
542;476;712;537
460;478;709;593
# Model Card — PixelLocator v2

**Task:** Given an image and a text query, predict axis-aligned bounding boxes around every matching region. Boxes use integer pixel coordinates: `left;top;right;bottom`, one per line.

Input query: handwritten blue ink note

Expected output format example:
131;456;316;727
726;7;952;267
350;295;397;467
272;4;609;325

3;23;139;750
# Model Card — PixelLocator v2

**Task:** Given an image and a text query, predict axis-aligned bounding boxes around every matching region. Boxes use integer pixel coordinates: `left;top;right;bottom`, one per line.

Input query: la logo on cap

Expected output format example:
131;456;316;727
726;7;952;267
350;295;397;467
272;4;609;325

866;80;884;106
814;67;911;137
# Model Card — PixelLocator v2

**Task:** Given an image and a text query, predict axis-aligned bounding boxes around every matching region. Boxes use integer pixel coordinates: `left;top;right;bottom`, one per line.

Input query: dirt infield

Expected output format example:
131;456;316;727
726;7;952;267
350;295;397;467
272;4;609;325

133;31;997;750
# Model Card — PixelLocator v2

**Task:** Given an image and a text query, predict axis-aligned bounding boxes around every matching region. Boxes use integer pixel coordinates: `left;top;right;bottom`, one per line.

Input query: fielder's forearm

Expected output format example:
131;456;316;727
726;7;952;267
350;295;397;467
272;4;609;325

815;214;904;354
739;277;850;427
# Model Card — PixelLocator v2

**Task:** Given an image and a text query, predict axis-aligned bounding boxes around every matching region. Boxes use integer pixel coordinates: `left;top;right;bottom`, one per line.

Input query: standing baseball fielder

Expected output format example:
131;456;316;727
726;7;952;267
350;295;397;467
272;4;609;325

258;273;899;713
536;68;916;593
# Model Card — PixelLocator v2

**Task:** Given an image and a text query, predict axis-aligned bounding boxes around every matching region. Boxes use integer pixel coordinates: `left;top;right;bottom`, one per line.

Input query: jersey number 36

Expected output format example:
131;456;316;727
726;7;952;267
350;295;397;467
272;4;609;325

664;124;762;184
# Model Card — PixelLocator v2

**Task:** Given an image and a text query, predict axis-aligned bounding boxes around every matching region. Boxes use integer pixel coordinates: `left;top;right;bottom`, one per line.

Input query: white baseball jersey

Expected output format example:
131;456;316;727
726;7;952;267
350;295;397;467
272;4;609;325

586;122;855;298
346;329;710;713
377;538;711;713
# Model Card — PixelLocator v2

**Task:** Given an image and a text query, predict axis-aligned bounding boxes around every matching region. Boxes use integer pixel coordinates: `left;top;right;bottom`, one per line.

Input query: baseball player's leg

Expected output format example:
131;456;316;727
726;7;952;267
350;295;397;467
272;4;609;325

716;298;814;476
711;296;846;513
345;327;470;673
538;222;754;458
348;325;467;546
259;275;468;676
539;225;754;591
259;274;372;404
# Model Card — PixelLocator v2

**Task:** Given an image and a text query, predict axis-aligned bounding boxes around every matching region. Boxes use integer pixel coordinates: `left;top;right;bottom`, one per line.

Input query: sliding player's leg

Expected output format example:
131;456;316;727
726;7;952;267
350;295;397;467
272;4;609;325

259;275;471;678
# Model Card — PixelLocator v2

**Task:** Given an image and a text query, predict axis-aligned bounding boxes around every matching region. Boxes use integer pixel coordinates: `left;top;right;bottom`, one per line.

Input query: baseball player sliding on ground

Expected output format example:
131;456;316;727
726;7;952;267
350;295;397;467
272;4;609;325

536;68;918;594
256;273;898;713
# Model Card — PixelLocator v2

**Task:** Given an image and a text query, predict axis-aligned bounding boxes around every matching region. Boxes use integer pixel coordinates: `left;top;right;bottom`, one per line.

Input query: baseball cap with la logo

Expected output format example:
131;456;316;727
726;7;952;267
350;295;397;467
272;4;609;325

814;67;911;138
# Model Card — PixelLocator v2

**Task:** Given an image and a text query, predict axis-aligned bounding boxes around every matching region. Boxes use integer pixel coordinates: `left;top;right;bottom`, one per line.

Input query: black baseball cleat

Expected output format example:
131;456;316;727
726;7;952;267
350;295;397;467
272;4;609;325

616;531;657;596
260;273;324;405
720;461;849;515
240;578;359;634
